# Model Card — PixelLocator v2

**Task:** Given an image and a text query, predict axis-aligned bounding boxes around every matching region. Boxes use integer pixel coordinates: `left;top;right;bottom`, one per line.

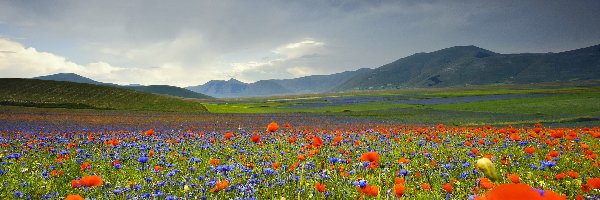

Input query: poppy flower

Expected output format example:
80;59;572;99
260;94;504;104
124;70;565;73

357;184;379;196
398;158;409;164
394;183;405;197
210;158;220;166
210;180;229;192
360;152;380;169
508;174;521;183
65;194;84;200
266;122;279;133
442;183;453;193
315;182;327;193
312;136;323;147
145;129;154;136
80;162;91;171
80;175;103;187
71;180;82;188
484;184;542;200
224;132;233;140
525;147;536;154
541;190;567;200
587;178;600;189
251;135;260;143
421;183;431;190
479;178;495;189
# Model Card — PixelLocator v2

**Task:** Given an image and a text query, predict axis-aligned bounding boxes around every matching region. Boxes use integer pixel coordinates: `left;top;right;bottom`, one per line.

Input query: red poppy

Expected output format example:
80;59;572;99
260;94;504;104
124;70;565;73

210;180;229;192
442;183;453;193
394;183;405;197
357;184;379;196
224;132;233;140
484;184;542;200
71;180;82;188
80;175;103;187
525;147;536;154
65;194;84;200
312;136;323;148
266;122;279;133
315;182;327;193
587;178;600;189
80;162;91;171
398;158;409;164
421;183;431;190
508;174;520;184
145;129;154;136
479;178;495;189
251;135;260;143
541;190;567;200
359;152;380;169
210;158;220;166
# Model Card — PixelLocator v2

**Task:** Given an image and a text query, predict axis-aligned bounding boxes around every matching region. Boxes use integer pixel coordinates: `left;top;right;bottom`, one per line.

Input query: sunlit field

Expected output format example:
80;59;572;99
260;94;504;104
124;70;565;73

0;109;599;199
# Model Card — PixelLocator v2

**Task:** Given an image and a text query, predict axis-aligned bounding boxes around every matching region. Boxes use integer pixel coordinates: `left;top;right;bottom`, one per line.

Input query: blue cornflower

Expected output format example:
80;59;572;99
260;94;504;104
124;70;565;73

138;157;149;163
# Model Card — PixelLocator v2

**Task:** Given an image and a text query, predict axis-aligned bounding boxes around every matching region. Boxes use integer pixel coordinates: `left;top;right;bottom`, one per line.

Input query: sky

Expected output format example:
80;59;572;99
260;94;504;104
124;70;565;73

1;0;599;87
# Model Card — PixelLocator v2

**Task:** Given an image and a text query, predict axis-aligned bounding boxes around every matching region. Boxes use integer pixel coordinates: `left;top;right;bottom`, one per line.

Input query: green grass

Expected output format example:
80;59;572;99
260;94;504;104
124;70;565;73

203;82;600;126
0;78;208;112
428;93;600;116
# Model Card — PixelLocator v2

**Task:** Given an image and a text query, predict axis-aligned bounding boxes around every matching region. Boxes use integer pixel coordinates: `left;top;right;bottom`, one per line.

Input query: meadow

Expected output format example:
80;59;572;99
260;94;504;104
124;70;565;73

0;81;599;199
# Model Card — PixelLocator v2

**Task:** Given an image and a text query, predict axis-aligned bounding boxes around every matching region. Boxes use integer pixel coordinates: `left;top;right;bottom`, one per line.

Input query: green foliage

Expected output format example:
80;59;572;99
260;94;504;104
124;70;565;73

0;78;208;112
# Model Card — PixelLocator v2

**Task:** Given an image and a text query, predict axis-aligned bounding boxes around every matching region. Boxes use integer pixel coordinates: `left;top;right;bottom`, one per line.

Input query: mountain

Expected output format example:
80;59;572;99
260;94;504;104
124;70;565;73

32;73;211;99
270;68;372;93
0;78;208;112
186;68;371;98
34;73;103;85
334;44;600;91
186;78;292;98
122;85;212;99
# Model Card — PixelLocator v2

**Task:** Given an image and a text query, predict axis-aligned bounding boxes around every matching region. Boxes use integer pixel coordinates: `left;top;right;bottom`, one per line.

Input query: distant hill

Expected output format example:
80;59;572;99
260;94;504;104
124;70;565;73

0;78;208;112
34;73;103;85
186;68;371;98
270;68;372;93
334;44;600;91
186;78;292;98
33;73;212;99
121;85;212;99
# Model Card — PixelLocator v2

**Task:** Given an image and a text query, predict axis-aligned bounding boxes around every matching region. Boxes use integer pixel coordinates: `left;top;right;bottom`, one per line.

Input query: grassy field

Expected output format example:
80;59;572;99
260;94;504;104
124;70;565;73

202;81;600;126
0;78;208;112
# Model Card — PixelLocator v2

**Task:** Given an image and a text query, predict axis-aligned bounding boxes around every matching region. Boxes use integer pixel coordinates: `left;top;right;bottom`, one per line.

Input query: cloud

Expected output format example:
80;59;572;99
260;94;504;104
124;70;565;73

0;37;221;87
227;39;327;82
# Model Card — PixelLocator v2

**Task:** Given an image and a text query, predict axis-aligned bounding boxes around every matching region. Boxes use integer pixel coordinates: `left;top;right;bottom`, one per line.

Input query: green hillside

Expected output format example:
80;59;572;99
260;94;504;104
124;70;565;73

0;78;208;112
335;44;600;91
122;85;213;99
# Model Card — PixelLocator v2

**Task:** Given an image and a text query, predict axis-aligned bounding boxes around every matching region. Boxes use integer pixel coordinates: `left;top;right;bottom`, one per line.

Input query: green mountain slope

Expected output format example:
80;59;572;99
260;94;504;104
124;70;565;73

33;73;212;99
335;44;600;91
121;85;213;99
0;78;208;112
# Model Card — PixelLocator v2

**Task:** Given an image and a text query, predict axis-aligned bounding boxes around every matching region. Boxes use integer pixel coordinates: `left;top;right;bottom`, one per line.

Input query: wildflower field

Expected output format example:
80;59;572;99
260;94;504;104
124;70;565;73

0;108;599;200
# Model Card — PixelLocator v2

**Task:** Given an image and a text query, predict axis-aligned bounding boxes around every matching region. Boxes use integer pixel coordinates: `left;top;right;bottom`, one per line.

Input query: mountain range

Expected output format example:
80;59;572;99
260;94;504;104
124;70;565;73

334;44;600;90
32;44;600;98
185;68;371;98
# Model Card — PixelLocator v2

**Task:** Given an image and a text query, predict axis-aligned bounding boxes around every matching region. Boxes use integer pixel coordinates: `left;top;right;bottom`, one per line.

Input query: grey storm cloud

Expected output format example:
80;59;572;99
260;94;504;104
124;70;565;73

1;0;599;86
